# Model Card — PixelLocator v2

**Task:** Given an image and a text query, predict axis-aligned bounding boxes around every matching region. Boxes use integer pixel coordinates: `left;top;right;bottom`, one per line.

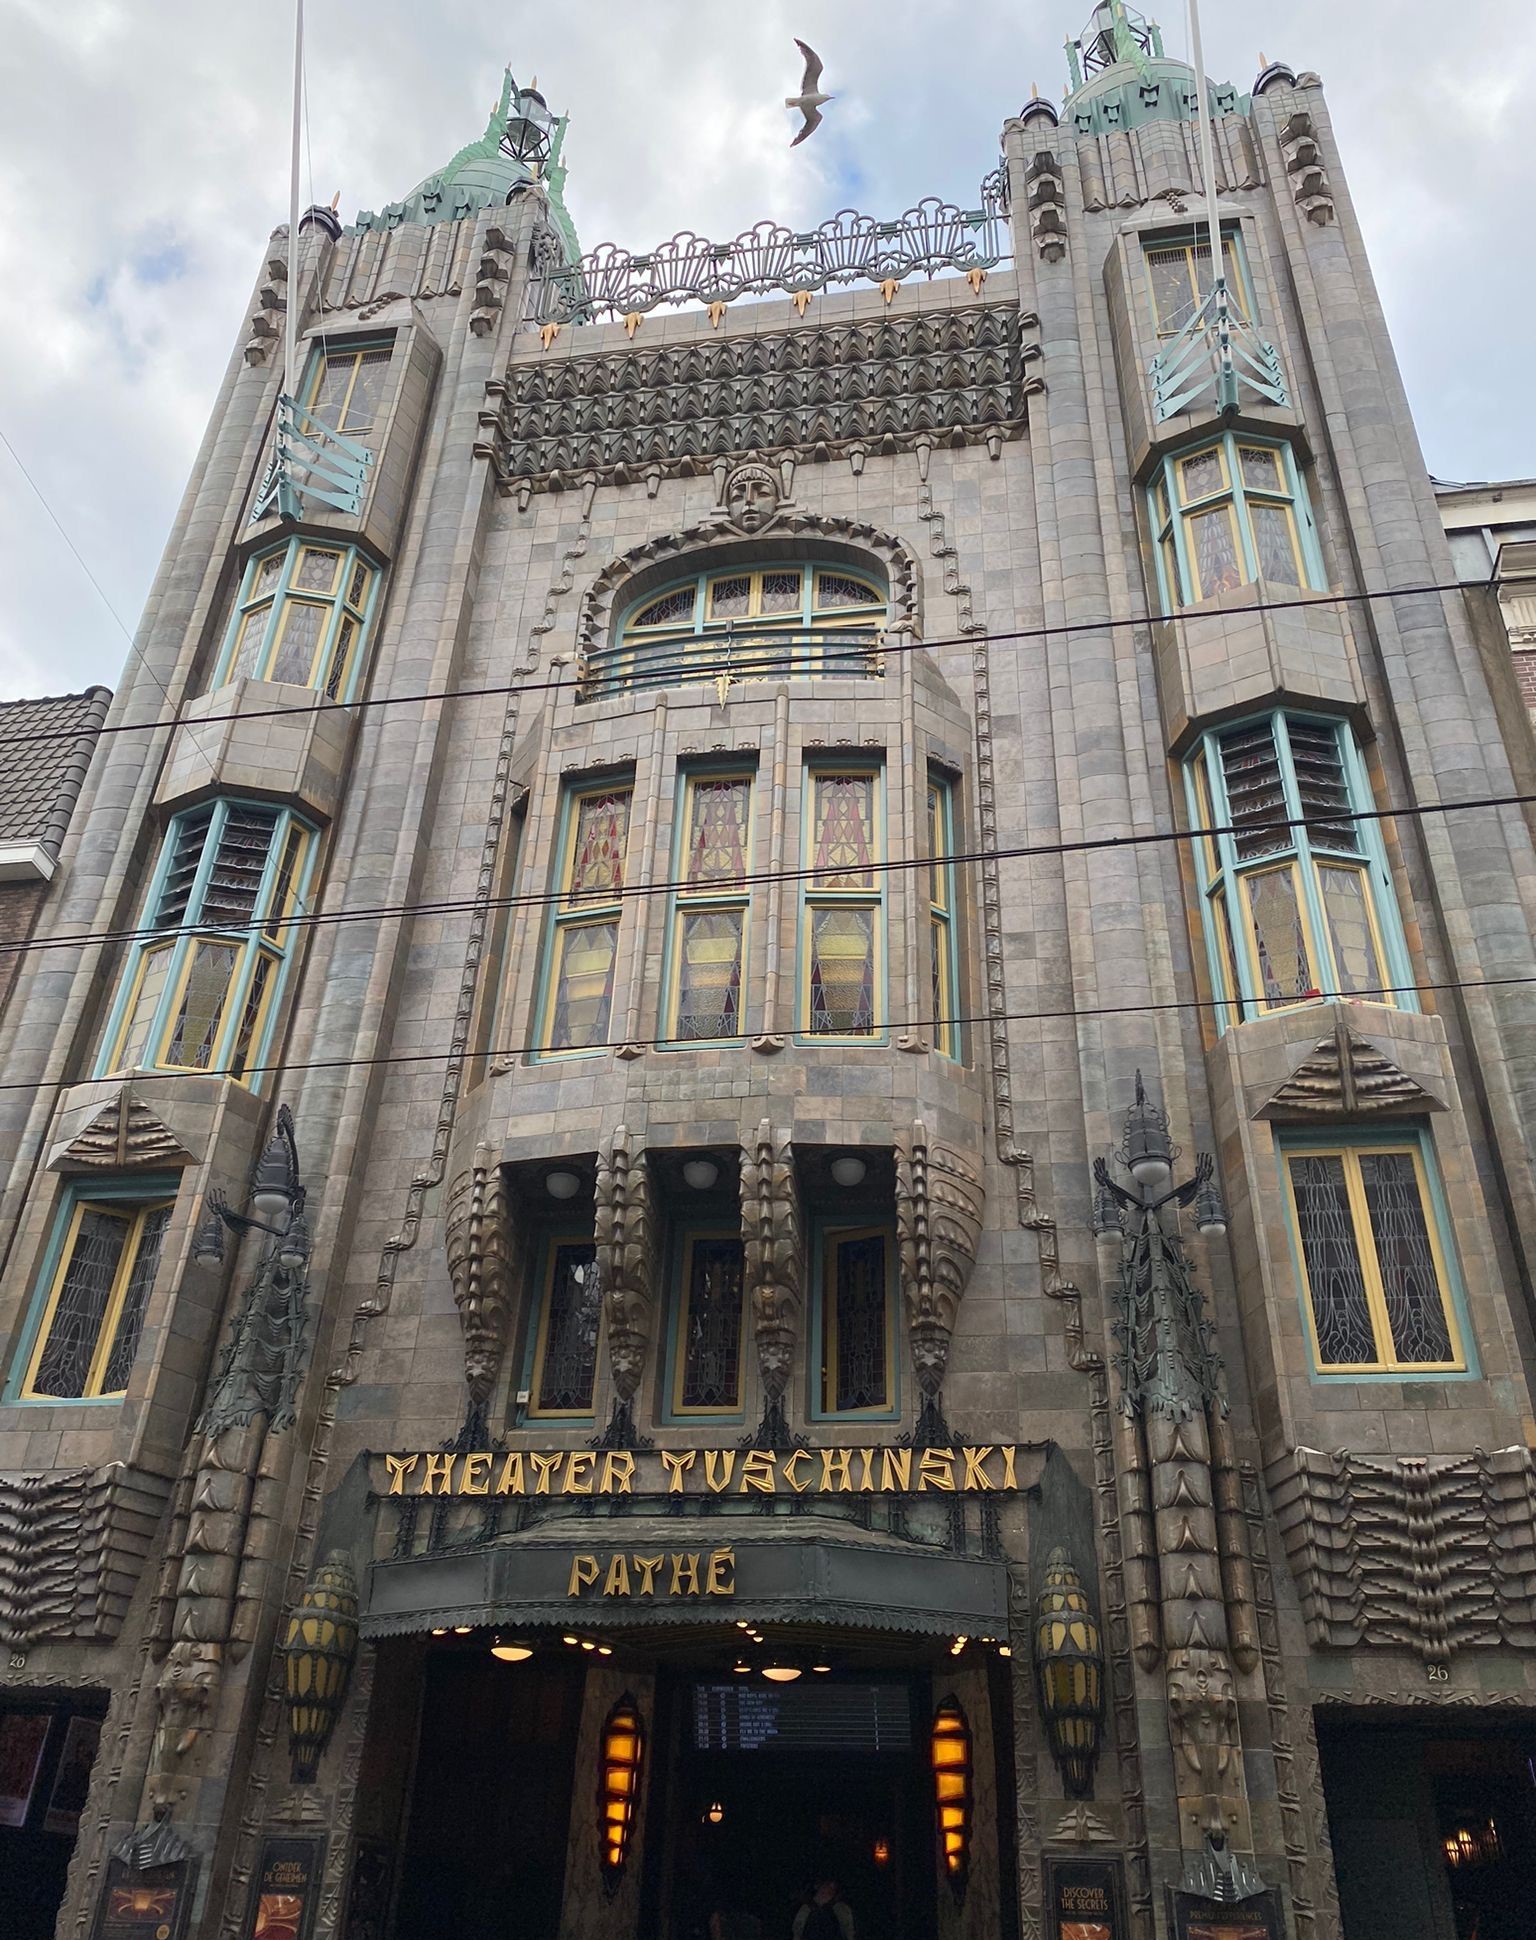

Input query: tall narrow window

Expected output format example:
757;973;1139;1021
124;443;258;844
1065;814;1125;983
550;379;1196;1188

800;767;884;1041
1144;231;1249;337
671;1233;746;1417
664;772;753;1045
214;540;378;701
527;1238;602;1420
926;774;960;1058
101;802;315;1084
303;342;393;437
15;1189;175;1401
1282;1139;1465;1374
1148;434;1319;611
537;782;632;1057
818;1224;896;1417
1185;713;1409;1028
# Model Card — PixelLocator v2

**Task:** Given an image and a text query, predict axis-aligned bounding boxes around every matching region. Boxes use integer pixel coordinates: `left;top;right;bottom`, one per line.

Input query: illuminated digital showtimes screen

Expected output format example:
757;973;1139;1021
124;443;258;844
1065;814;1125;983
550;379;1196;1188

691;1683;913;1753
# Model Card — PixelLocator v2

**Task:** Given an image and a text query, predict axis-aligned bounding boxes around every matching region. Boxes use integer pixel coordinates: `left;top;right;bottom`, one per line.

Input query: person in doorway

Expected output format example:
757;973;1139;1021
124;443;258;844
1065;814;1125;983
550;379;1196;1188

792;1877;854;1940
708;1899;762;1940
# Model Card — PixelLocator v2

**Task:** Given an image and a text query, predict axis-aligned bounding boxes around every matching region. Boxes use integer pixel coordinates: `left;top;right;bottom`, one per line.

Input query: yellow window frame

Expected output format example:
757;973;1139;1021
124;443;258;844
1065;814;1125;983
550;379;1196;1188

1315;858;1392;1000
536;782;633;1057
303;344;388;435
1235;859;1320;1013
664;771;754;1046
927;777;958;1059
1146;235;1249;337
1243;492;1308;587
799;765;886;1042
819;1222;897;1417
669;1228;747;1419
21;1198;175;1400
1283;1143;1465;1374
527;1235;602;1420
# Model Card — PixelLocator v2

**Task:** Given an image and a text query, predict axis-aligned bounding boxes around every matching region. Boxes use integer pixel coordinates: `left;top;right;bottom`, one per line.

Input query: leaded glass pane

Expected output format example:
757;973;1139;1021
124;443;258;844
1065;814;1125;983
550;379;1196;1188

709;575;752;619
1288;1155;1378;1366
230;951;276;1080
1245;867;1313;1007
678;1238;744;1410
268;600;327;684
325;617;357;701
348;562;370;607
567;792;630;899
100;1206;172;1395
1239;447;1283;493
1186;504;1243;596
809;905;876;1036
675;909;743;1040
198;806;279;927
1319;864;1384;998
927;784;949;910
830;1231;890;1411
294;548;341;593
810;775;876;887
117;944;175;1068
1361;1153;1454;1364
1146;247;1197;334
31;1207;129;1397
815;572;882;610
156;809;215;925
536;1243;601;1413
931;916;953;1051
343;349;391;432
684;780;750;884
164;940;238;1066
549;920;618;1050
1218;721;1289;860
1250;502;1302;587
264;827;306;942
308;356;353;426
761;570;802;613
1288;720;1357;850
254;552;285;595
1211;888;1243;1015
634;587;697;629
1178;448;1225;504
1160;532;1183;608
232;605;272;681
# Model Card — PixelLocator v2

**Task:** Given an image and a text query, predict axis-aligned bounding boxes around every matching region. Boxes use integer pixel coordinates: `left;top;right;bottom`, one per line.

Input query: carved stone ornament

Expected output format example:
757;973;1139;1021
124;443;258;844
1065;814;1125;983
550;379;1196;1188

1166;1644;1246;1849
740;1121;803;1420
444;1152;519;1404
894;1121;984;1399
51;1089;195;1172
719;458;784;536
1255;1015;1444;1121
0;1463;172;1646
595;1129;658;1407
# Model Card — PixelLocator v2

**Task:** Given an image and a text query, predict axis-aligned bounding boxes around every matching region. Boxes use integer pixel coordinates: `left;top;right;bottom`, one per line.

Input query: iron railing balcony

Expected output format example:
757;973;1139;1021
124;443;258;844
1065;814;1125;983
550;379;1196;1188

579;624;886;702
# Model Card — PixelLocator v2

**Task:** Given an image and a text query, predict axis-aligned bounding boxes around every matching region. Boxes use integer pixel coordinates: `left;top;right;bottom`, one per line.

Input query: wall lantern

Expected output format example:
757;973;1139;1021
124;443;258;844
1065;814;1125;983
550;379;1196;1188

705;1800;725;1825
283;1550;359;1783
1033;1547;1105;1797
545;1169;582;1200
598;1695;645;1892
762;1660;802;1683
830;1155;867;1188
930;1697;973;1896
490;1636;534;1663
682;1158;720;1191
872;1838;891;1867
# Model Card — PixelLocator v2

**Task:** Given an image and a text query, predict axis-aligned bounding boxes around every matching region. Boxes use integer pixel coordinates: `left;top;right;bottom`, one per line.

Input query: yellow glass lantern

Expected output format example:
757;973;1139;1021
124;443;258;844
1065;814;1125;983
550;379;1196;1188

282;1550;359;1783
1033;1546;1105;1796
930;1697;973;1894
598;1695;645;1891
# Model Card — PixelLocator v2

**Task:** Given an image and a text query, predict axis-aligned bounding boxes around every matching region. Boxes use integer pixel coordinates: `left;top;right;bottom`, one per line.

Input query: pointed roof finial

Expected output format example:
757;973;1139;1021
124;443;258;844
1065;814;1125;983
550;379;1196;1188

1031;81;1040;99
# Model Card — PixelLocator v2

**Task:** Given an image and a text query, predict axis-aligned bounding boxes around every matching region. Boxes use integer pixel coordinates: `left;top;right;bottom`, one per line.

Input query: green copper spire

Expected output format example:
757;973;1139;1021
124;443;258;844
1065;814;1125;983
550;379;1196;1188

1062;2;1245;134
1066;1;1160;90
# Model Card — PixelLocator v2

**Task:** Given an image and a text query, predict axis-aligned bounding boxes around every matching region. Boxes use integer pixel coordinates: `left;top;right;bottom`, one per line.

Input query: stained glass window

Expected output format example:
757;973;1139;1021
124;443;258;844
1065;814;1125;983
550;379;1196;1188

538;782;632;1056
927;775;960;1059
304;343;392;436
530;1240;602;1417
101;802;314;1086
822;1227;893;1414
1285;1144;1462;1372
1143;234;1248;336
1184;714;1407;1028
666;770;755;1044
801;769;883;1039
674;1236;745;1413
215;539;377;700
1148;433;1315;611
601;563;887;697
22;1197;174;1400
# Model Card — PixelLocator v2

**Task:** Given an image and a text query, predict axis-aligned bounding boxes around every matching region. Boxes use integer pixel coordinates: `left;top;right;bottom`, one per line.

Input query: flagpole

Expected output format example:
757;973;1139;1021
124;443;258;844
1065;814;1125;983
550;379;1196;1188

1187;0;1222;286
284;0;305;401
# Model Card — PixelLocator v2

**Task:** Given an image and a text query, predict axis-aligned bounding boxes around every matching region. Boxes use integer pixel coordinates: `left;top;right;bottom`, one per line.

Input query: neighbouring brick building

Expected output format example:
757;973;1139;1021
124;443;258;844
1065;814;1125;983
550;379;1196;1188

2;9;1535;1940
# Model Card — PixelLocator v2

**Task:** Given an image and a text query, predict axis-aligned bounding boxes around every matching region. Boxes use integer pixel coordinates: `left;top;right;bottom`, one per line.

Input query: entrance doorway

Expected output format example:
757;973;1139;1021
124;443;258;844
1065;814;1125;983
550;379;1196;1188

0;1692;108;1940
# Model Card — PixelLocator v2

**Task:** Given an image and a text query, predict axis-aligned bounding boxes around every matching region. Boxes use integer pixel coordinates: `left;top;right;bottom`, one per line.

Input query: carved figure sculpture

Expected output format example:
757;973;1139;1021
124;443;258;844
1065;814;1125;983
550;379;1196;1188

720;459;783;536
444;1152;519;1404
1166;1645;1242;1845
740;1121;803;1447
894;1121;984;1404
595;1130;657;1438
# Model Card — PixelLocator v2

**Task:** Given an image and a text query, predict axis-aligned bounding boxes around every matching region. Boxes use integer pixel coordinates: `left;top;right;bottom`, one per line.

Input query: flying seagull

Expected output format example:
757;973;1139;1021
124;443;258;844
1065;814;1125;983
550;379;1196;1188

787;39;832;147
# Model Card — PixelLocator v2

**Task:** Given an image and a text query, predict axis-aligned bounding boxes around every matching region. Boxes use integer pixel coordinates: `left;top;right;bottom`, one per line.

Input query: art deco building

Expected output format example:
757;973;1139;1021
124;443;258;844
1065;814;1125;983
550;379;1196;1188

2;10;1535;1940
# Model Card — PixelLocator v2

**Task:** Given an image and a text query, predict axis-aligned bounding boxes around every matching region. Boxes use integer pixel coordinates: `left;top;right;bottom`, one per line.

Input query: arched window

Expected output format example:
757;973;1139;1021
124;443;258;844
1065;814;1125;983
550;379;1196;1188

590;561;887;698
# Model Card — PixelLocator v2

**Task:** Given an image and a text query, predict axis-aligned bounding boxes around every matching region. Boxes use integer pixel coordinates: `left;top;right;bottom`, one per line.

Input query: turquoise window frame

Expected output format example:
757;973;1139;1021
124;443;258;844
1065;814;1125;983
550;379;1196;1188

796;760;889;1047
1141;223;1256;339
1275;1125;1478;1383
659;764;757;1051
95;798;319;1090
514;1228;601;1427
5;1174;179;1407
531;774;634;1063
211;537;381;703
926;770;962;1062
1147;433;1325;615
1183;710;1414;1032
657;1223;748;1427
808;1215;900;1424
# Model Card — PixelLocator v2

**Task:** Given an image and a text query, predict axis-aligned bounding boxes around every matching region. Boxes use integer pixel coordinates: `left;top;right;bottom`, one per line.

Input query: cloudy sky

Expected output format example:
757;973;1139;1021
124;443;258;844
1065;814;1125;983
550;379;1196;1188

1;0;1531;701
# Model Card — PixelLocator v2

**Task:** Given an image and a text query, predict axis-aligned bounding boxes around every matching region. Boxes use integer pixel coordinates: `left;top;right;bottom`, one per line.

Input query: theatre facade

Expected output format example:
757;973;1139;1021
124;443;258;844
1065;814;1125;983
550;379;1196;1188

3;7;1536;1940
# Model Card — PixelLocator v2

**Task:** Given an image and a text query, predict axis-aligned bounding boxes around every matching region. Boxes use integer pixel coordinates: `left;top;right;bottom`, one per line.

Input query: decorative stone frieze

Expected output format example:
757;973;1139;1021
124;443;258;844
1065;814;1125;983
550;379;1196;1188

50;1089;196;1172
739;1122;803;1447
1277;106;1335;225
443;1151;519;1404
1254;1016;1446;1121
594;1130;658;1429
894;1121;984;1400
244;251;288;368
0;1463;174;1646
479;305;1037;495
1026;152;1068;261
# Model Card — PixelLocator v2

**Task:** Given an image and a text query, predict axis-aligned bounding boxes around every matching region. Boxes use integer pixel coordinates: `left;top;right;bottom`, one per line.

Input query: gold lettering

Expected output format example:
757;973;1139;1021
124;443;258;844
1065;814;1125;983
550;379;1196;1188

601;1451;636;1495
670;1552;701;1596
820;1448;853;1493
529;1452;563;1495
384;1454;419;1496
634;1554;664;1596
423;1452;458;1495
706;1548;736;1596
963;1446;996;1491
494;1451;525;1496
662;1450;697;1494
880;1448;913;1492
603;1554;632;1597
782;1449;812;1494
1001;1445;1017;1490
918;1449;956;1492
564;1452;594;1496
738;1451;777;1493
704;1450;736;1493
857;1449;875;1491
461;1452;491;1496
566;1554;599;1597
